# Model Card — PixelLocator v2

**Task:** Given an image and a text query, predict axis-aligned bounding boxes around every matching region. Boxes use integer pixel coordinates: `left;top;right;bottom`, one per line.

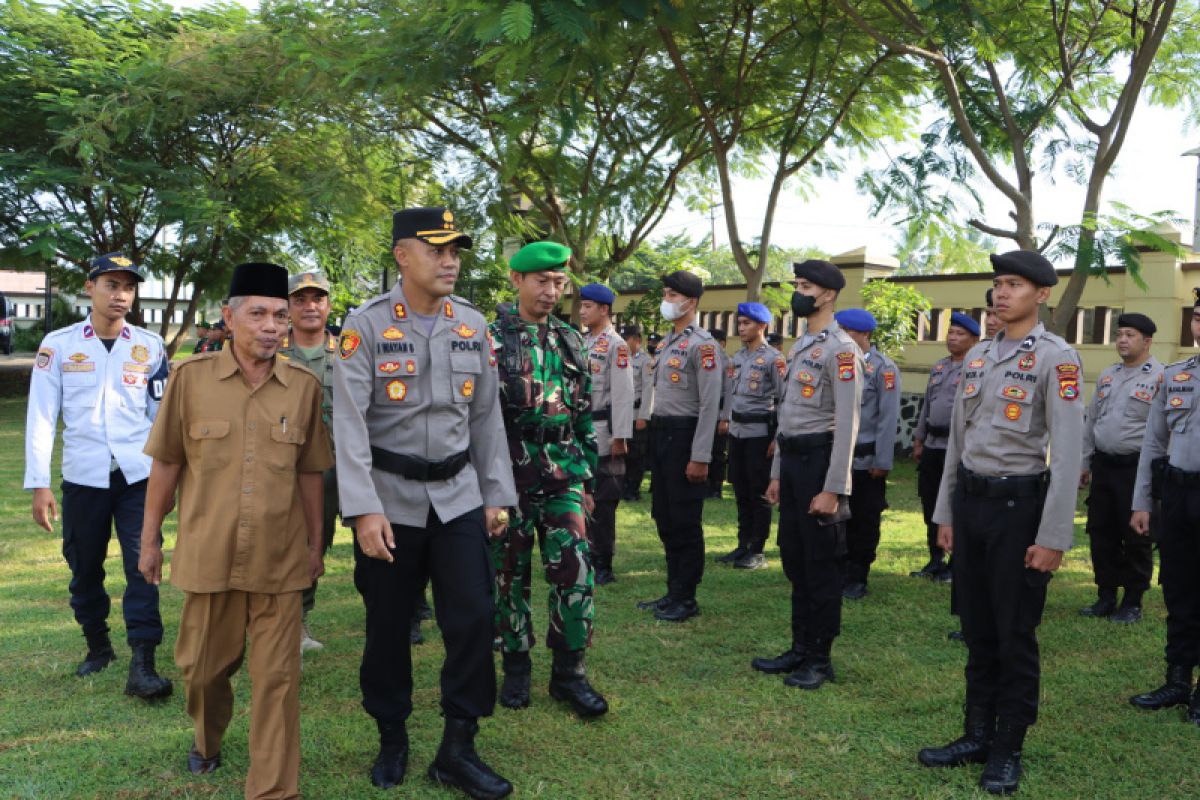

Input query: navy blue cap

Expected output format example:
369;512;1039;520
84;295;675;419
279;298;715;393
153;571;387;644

835;308;877;332
990;250;1058;287
87;252;144;282
793;259;845;290
737;302;772;324
949;311;981;337
580;283;616;306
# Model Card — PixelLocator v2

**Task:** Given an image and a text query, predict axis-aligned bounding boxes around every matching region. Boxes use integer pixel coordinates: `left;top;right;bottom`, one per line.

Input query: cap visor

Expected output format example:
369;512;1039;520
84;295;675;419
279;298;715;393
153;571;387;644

419;232;472;249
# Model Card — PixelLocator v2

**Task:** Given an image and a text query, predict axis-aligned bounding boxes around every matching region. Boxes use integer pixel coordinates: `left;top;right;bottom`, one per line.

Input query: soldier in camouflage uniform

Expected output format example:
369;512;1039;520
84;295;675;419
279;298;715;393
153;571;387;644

490;241;608;719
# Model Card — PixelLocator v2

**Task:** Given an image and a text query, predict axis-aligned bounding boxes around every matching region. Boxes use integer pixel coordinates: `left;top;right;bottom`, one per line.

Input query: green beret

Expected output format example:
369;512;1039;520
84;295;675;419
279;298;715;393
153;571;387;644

510;241;570;273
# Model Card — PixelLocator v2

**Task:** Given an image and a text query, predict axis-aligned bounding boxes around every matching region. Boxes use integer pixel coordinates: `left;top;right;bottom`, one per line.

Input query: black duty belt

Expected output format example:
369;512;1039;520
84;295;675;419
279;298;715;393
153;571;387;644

778;432;833;453
370;447;469;482
926;424;950;438
732;411;772;424
651;415;698;430
854;441;876;457
957;465;1047;498
1164;464;1200;487
512;423;574;445
1093;450;1140;469
592;408;611;422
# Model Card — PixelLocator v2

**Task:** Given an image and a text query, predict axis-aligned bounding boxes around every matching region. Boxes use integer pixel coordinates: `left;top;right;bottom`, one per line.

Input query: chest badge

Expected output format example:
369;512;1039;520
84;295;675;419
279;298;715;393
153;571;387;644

453;323;477;339
379;361;401;374
590;361;601;374
393;303;407;320
1002;385;1028;401
667;356;682;369
968;358;985;369
69;352;88;363
130;344;150;363
461;378;474;398
1018;353;1036;371
796;370;815;384
810;348;822;359
801;384;816;398
754;356;765;365
1004;403;1022;421
669;372;681;383
385;379;407;401
1170;396;1185;408
382;326;405;340
1134;389;1153;402
1173;372;1192;383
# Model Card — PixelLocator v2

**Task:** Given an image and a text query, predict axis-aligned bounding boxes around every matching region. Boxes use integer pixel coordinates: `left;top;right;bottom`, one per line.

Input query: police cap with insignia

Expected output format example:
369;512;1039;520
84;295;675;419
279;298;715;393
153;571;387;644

88;252;145;283
580;283;616;306
392;206;473;249
662;270;704;298
989;250;1058;286
737;302;772;324
834;308;877;333
510;241;571;273
1116;312;1156;337
949;311;981;337
792;259;846;290
229;262;289;300
288;270;330;296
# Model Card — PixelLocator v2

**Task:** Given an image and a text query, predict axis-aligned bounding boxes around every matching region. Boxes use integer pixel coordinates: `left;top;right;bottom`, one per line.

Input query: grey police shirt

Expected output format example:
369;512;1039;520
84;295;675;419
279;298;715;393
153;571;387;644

723;341;785;439
640;323;723;462
853;346;901;471
914;355;963;451
1133;354;1200;512
1082;357;1164;469
585;323;635;457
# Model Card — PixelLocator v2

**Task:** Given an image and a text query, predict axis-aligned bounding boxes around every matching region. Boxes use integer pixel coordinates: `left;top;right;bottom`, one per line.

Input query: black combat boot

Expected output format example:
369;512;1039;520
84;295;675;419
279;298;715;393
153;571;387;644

733;552;767;570
410;616;424;645
918;704;994;767
751;645;806;675
499;651;531;709
427;717;513;800
842;581;868;600
1079;588;1118;618
593;555;615;586
549;649;609;718
979;720;1026;795
636;593;670;611
910;555;944;579
1130;664;1194;710
125;642;173;699
76;630;116;677
370;721;409;789
654;597;699;622
717;546;747;564
784;639;835;690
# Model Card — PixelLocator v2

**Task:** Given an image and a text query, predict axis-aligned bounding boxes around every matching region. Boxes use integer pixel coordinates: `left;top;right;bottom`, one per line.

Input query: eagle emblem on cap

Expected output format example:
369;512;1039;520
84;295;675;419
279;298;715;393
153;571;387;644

110;256;133;267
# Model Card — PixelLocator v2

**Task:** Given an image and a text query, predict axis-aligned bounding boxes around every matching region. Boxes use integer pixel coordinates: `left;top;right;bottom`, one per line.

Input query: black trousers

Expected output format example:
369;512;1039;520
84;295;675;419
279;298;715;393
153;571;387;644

650;424;706;601
951;483;1049;727
1085;459;1153;594
917;447;948;560
728;435;773;553
846;469;888;584
777;447;846;647
708;428;729;493
1159;486;1200;667
302;467;340;615
589;457;624;568
61;472;162;644
624;423;649;496
354;507;496;724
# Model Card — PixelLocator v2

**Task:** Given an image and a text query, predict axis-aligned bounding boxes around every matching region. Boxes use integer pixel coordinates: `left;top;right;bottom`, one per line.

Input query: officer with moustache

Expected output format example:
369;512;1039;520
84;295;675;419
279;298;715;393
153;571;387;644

835;308;900;600
1128;291;1200;723
334;207;517;798
636;271;723;622
754;260;862;690
622;325;651;501
1079;313;1162;623
919;251;1083;796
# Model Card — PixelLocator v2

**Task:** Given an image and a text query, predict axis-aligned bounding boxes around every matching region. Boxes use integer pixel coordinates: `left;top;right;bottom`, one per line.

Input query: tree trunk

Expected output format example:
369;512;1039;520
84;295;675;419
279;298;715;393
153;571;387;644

1049;177;1105;336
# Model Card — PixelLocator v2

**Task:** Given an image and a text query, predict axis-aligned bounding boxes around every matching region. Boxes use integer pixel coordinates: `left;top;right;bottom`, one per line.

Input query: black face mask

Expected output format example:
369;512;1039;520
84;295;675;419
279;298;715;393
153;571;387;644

791;291;818;318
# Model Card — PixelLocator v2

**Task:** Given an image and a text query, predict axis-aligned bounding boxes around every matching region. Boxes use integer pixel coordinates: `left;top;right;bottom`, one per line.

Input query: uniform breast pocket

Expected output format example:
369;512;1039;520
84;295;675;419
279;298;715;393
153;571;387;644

266;424;307;472
1167;392;1194;432
991;384;1034;433
787;370;821;404
1124;388;1154;421
120;374;148;409
62;372;98;408
451;352;481;404
664;369;689;391
187;419;231;470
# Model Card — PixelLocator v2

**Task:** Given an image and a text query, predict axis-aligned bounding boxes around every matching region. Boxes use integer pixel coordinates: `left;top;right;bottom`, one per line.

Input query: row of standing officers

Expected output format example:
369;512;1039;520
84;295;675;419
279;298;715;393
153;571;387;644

24;206;1200;799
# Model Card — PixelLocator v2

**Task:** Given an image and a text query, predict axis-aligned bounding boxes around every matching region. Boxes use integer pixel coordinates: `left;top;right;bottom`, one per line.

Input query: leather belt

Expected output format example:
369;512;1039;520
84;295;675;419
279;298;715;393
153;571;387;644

1093;450;1140;469
778;432;833;453
370;447;469;482
1165;464;1200;486
650;415;698;430
926;424;950;438
853;441;876;457
957;465;1047;498
732;411;772;424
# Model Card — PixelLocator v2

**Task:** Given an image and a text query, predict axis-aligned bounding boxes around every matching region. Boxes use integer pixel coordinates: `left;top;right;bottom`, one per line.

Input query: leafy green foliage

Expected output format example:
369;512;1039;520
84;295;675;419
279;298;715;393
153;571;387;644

861;279;930;361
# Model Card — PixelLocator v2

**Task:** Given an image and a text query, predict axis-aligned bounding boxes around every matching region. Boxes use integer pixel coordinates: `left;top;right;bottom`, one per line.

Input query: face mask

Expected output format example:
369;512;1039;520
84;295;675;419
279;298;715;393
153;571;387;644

791;291;818;318
660;299;686;321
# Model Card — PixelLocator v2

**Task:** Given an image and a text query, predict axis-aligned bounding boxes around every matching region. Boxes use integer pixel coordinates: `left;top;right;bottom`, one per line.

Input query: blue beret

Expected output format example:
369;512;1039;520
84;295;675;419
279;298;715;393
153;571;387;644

88;252;144;282
580;283;615;306
736;302;772;324
990;250;1058;287
835;308;876;332
949;311;980;337
511;241;570;273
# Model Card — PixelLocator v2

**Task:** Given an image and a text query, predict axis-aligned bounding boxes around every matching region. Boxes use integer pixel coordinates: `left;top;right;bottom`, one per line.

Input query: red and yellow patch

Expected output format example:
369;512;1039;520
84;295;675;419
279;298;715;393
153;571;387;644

339;329;362;360
968;358;985;369
378;361;402;374
837;352;855;365
382;326;405;340
749;381;760;391
1173;372;1192;382
1056;363;1080;401
838;364;855;382
443;301;455;319
393;303;407;320
775;358;787;377
616;345;629;369
405;360;417;374
594;337;610;353
801;384;816;398
35;347;54;370
700;344;717;371
385;379;407;401
591;361;601;374
1018;353;1036;371
1170;395;1185;408
1134;389;1153;402
669;372;681;383
810;348;822;359
883;370;896;390
453;322;477;339
1002;385;1028;401
796;370;814;384
131;344;150;364
69;352;88;362
1004;403;1022;421
460;378;474;398
667;356;683;369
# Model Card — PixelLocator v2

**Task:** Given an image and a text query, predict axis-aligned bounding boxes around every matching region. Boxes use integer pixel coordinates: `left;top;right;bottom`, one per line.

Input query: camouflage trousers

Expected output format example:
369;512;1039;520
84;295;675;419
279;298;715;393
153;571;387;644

492;484;594;653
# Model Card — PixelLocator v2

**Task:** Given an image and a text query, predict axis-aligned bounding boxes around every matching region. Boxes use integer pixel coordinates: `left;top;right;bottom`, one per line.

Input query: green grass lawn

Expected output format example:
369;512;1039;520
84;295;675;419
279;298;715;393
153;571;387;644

0;393;1195;799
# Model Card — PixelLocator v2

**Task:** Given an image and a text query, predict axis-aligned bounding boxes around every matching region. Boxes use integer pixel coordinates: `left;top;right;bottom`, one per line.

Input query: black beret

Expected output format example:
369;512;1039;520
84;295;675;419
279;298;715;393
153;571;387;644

985;288;994;307
647;332;663;345
1193;287;1200;309
1116;312;1156;337
662;270;704;298
229;262;288;300
989;250;1058;287
766;332;783;346
792;259;846;290
709;328;727;342
621;324;642;338
392;206;473;249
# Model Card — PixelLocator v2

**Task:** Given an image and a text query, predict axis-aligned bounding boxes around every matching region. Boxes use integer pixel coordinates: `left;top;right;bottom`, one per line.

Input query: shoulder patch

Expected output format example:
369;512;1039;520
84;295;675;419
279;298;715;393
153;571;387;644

1056;363;1080;400
883;370;896;390
339;329;363;360
35;347;54;370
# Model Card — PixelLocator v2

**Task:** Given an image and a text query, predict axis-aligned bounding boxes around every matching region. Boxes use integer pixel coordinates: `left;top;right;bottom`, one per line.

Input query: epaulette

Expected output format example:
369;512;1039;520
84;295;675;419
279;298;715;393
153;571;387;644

1037;330;1074;352
174;352;218;370
450;294;481;313
351;293;392;316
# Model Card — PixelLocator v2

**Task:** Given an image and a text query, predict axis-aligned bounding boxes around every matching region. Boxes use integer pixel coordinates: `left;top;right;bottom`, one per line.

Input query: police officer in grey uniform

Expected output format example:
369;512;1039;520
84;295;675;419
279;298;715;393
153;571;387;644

754;260;862;690
635;271;723;622
1129;291;1200;722
717;302;784;569
580;284;635;585
1079;312;1162;623
919;251;1083;796
835;308;900;600
622;325;651;501
334;207;518;798
912;312;980;582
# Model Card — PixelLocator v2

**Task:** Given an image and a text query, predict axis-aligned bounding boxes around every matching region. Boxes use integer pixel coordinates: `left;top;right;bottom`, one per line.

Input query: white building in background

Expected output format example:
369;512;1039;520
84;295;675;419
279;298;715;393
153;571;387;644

0;270;194;331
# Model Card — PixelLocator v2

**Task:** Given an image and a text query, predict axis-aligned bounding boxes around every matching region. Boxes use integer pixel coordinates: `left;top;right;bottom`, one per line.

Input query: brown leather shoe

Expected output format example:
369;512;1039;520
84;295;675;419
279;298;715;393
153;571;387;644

188;744;221;775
